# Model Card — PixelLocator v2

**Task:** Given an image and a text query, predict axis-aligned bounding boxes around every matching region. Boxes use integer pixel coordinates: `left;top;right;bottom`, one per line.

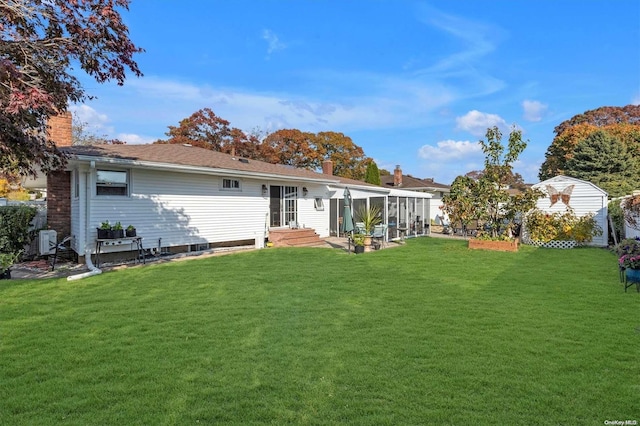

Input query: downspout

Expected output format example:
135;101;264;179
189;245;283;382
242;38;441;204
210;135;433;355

68;166;102;281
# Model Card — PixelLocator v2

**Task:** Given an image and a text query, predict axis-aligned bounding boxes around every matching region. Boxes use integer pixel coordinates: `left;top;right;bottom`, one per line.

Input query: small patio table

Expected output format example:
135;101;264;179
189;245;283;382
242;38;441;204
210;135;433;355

95;236;145;267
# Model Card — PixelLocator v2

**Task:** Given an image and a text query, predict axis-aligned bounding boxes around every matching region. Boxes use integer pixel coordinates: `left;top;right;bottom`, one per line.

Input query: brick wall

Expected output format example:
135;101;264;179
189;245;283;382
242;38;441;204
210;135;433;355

48;111;73;147
47;171;71;238
46;112;73;240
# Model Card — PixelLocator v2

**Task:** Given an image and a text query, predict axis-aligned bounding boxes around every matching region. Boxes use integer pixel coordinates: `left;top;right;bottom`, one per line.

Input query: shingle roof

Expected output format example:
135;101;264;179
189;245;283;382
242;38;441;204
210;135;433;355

62;143;381;189
379;174;450;191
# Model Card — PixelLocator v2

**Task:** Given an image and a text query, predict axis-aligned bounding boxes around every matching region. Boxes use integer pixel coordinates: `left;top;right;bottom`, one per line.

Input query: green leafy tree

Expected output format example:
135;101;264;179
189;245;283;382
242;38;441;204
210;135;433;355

444;126;542;238
364;161;381;185
442;175;480;235
478;126;528;237
564;130;640;197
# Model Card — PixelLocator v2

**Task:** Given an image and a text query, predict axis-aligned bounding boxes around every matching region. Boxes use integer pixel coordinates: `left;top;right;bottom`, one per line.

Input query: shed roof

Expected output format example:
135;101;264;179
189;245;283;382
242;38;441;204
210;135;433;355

533;175;608;197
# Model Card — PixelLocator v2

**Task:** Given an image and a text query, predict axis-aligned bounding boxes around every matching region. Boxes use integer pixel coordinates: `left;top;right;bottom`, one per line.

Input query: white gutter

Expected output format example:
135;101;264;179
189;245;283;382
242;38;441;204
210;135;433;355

67;167;102;281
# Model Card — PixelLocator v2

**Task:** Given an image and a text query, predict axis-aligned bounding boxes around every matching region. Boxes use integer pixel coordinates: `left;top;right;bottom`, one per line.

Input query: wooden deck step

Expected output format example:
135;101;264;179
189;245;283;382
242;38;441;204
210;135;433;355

268;228;326;247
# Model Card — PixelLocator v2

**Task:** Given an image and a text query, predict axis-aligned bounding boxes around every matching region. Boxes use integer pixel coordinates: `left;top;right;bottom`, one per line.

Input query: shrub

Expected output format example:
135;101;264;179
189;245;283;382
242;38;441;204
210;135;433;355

525;208;602;244
0;205;38;259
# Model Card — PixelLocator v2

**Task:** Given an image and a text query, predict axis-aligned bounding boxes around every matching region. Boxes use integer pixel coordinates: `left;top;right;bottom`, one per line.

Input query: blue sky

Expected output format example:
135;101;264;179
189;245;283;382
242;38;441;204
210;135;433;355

72;0;640;184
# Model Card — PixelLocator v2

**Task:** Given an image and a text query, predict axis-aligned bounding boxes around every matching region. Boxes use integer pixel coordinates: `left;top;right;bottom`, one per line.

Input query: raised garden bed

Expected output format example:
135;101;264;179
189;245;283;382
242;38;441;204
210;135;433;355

468;238;518;252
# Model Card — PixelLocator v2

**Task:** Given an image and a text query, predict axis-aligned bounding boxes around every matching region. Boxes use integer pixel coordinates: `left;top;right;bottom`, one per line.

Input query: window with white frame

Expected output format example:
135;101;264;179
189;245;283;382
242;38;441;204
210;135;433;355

221;178;241;191
314;197;324;211
73;170;79;199
96;169;129;196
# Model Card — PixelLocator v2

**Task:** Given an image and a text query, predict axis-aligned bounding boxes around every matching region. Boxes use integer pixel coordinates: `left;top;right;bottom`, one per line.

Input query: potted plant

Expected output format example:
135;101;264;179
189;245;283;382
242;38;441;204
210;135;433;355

97;220;112;239
617;237;640;290
112;221;125;239
356;205;381;250
619;253;640;292
352;233;365;254
126;224;137;237
0;252;17;280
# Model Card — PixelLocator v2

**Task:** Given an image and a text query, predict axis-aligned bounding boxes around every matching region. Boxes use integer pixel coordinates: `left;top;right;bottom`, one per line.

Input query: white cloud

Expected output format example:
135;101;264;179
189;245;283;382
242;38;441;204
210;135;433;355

418;139;481;161
262;29;286;55
632;92;640;106
70;104;108;127
522;100;548;122
117;133;157;145
455;110;507;136
69;104;114;136
126;75;455;133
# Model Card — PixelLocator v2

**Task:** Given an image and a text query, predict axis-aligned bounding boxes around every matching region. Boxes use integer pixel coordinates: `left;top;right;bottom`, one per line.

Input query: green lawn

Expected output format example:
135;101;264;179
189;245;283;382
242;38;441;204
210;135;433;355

1;238;638;425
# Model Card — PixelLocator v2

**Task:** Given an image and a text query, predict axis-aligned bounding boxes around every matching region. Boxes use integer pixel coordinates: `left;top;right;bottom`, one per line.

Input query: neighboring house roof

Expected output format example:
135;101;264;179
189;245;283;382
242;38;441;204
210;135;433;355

61;144;384;190
380;174;450;192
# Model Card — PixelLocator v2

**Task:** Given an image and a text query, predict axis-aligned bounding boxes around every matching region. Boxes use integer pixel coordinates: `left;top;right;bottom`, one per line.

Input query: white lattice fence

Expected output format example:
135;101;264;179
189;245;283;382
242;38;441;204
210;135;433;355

521;215;577;249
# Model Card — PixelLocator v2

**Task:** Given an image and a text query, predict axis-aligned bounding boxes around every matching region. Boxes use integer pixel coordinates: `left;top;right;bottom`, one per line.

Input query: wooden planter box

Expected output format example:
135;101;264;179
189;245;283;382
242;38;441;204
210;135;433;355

468;238;518;252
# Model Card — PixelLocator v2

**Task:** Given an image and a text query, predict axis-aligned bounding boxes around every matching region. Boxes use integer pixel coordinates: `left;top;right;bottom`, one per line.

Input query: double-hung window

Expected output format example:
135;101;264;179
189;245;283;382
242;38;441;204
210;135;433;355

96;170;129;196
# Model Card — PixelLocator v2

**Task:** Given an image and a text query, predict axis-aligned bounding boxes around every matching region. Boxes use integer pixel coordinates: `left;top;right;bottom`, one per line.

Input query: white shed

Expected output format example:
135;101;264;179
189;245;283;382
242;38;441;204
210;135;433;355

531;175;608;247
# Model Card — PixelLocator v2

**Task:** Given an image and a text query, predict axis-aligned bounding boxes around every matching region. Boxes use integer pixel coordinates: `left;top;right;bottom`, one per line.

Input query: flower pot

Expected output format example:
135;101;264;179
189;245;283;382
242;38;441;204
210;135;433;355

126;229;137;237
112;229;125;239
97;228;111;239
626;268;640;283
624;268;640;292
354;245;365;254
0;269;10;280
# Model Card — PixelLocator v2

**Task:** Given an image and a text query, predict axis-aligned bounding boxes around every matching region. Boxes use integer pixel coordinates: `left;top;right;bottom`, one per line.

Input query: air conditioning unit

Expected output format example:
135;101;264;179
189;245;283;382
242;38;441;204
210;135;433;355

39;230;57;255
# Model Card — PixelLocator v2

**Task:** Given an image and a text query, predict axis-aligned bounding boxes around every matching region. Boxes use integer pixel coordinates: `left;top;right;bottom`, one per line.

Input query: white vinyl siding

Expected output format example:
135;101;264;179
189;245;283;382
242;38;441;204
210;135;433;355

88;169;270;251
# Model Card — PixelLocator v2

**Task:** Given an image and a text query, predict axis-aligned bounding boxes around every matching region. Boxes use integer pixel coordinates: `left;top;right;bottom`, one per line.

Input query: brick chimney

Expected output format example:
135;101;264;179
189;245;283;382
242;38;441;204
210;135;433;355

393;165;402;187
322;159;333;175
46;111;73;240
47;111;73;147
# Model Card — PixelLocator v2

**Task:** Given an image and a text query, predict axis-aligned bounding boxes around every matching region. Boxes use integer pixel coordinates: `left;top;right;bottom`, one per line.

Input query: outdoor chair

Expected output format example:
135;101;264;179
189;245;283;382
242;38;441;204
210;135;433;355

50;235;74;271
355;222;366;234
372;224;386;248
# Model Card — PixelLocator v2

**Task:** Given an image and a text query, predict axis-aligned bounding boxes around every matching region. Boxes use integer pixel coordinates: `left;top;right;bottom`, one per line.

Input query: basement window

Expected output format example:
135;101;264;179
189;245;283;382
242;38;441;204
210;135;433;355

96;170;129;196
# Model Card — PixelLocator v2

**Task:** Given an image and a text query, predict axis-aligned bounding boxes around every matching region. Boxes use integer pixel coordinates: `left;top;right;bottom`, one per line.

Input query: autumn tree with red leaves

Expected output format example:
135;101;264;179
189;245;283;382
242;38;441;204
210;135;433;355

0;0;143;175
539;105;640;181
158;108;373;180
262;129;320;170
155;108;273;161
